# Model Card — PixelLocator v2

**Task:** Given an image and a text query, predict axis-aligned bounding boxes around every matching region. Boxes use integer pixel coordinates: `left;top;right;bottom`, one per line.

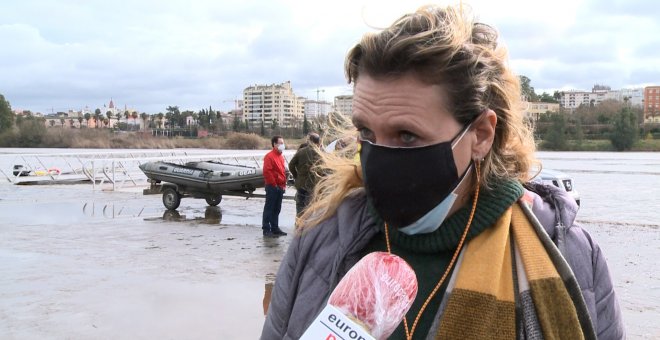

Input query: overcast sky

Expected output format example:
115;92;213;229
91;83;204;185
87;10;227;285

1;0;659;114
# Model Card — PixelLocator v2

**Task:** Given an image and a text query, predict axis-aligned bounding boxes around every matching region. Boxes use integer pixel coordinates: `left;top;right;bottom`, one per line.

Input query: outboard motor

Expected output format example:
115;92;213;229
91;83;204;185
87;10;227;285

13;165;30;176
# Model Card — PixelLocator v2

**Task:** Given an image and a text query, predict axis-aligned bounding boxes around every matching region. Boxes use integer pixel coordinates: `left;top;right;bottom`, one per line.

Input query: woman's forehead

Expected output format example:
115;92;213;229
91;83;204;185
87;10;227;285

353;74;453;119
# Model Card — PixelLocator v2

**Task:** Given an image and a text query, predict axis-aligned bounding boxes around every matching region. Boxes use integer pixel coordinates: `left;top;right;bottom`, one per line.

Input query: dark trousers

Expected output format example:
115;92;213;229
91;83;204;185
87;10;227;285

295;188;312;216
262;185;284;232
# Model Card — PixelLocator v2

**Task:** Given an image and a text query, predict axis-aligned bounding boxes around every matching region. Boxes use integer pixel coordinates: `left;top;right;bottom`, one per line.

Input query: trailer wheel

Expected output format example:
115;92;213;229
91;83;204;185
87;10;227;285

205;195;222;206
162;187;181;210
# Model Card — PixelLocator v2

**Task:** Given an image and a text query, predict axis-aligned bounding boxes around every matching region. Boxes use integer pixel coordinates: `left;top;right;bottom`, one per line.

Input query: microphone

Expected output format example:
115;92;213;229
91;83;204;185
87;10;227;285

300;252;418;340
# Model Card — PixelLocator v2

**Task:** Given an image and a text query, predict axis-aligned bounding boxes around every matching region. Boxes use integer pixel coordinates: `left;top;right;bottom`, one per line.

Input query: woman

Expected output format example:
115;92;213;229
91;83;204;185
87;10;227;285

262;5;623;340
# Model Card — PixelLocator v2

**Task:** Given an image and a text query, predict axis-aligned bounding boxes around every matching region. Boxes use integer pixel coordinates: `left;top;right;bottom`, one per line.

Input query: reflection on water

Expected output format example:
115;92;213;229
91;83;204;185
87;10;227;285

261;236;285;317
261;235;282;248
158;207;223;224
263;273;276;316
162;210;184;221
82;201;150;218
204;206;222;223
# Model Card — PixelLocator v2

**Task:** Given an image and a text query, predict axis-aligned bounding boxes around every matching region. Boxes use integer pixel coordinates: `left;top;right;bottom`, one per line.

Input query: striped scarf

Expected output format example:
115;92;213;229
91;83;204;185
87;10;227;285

427;202;596;340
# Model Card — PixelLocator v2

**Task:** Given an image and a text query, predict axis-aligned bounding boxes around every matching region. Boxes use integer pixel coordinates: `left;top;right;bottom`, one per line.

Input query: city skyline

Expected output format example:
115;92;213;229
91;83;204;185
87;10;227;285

1;0;659;114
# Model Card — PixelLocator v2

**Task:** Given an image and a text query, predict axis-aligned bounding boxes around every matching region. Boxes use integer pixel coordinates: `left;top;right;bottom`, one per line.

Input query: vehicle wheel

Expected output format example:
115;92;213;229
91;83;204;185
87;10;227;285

205;195;222;206
162;187;181;210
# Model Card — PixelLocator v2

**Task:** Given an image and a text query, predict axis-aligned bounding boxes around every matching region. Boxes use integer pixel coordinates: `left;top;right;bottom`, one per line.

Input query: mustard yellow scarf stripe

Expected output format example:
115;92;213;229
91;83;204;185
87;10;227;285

438;208;515;339
511;204;584;340
437;204;583;339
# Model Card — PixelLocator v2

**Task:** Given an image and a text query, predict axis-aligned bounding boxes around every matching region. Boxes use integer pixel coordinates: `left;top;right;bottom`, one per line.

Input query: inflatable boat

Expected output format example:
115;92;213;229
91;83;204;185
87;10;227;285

139;160;266;210
139;160;264;193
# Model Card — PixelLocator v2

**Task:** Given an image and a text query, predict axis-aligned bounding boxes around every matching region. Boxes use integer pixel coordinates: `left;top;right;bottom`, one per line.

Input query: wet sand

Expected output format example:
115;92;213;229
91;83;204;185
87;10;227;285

0;183;658;339
579;222;660;339
0;183;292;339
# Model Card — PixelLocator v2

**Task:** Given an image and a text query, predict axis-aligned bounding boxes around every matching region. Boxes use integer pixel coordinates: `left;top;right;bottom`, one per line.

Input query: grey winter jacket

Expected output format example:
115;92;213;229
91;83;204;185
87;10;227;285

261;185;625;339
525;182;625;339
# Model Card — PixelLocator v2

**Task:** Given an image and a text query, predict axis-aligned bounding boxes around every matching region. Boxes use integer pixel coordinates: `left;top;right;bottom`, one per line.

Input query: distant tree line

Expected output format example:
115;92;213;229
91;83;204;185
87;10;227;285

518;75;652;151
519;75;561;104
0;94;48;147
530;96;650;151
0;92;331;147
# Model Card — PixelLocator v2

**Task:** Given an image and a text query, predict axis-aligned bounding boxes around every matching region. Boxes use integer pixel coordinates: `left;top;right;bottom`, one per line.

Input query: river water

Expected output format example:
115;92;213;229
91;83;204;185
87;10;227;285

0;148;658;338
536;151;660;227
2;148;658;227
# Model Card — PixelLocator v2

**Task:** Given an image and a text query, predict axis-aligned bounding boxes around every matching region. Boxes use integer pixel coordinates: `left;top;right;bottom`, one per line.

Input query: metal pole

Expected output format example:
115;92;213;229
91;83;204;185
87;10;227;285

92;160;95;191
112;160;115;191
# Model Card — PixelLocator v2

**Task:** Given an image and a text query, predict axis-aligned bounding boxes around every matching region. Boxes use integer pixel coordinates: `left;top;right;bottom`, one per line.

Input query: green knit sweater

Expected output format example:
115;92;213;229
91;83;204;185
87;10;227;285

360;180;524;339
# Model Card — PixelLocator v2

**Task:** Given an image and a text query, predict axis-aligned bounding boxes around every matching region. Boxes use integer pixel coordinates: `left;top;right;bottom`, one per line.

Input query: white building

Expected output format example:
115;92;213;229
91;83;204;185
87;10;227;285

303;100;332;117
614;88;644;107
243;81;305;128
334;95;353;116
559;90;604;110
559;86;644;111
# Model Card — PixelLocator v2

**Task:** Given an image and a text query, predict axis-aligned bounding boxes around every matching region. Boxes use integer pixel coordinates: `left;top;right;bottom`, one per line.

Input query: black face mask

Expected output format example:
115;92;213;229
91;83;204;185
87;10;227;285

360;126;470;229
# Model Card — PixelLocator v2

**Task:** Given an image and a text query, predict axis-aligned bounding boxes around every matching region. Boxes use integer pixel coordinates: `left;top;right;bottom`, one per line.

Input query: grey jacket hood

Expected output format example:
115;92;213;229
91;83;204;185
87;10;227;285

526;181;580;239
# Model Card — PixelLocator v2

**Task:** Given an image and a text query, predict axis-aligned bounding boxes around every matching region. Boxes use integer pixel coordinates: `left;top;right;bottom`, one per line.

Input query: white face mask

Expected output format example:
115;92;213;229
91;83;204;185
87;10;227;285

277;143;286;152
398;164;472;235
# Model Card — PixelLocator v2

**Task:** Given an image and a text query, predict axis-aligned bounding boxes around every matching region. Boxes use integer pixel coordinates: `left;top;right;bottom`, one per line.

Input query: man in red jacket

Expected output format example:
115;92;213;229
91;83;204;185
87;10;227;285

262;135;288;237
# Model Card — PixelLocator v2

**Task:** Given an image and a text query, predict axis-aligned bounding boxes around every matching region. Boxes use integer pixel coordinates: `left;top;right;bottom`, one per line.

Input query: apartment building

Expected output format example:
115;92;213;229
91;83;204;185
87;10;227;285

242;81;305;128
303;100;332;117
559;86;644;111
523;101;560;120
644;86;660;122
334;95;353;116
617;88;644;107
560;89;608;110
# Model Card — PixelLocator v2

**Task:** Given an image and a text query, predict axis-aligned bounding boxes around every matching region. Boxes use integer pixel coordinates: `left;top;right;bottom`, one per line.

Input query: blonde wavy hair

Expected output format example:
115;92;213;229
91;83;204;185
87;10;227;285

298;4;536;231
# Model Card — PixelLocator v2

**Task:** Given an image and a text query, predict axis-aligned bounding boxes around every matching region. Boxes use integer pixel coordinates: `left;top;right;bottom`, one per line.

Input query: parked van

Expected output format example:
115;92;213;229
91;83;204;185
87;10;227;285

530;168;580;206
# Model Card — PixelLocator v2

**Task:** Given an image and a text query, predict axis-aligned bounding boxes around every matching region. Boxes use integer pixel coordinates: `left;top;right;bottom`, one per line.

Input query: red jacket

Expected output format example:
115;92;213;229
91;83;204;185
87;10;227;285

263;148;286;189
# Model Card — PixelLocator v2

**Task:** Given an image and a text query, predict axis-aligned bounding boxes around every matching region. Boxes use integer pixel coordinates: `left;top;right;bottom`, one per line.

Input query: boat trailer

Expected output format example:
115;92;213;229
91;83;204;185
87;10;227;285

143;180;294;210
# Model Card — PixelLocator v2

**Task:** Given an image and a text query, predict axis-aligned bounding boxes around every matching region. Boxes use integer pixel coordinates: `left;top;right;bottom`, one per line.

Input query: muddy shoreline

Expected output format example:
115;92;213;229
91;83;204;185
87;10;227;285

0;183;658;339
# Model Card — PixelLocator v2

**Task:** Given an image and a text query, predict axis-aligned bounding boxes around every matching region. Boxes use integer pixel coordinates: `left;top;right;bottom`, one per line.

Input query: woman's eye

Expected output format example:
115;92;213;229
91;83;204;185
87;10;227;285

400;131;418;144
357;128;375;142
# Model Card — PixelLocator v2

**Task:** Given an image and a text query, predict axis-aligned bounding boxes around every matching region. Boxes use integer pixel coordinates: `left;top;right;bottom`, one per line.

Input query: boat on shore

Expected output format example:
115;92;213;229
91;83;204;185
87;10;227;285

139;160;264;192
138;160;265;210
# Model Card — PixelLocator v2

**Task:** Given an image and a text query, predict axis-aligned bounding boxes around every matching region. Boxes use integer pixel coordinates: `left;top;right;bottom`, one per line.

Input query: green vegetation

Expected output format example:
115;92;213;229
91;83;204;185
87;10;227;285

534;102;651;151
609;108;639;151
0;94;14;134
536;139;660;152
520;76;659;152
223;133;268;149
519;75;538;102
541;113;568;150
1;127;304;150
0;115;48;147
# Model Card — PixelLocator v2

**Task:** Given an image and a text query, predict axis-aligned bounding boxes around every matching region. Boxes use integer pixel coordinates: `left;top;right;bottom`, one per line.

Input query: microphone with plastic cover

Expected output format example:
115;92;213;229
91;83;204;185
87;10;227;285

300;251;418;340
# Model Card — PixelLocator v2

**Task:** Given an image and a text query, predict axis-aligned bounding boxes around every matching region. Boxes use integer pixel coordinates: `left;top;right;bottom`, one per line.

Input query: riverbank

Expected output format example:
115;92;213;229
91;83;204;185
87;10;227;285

1;127;659;151
0;129;307;150
537;138;660;151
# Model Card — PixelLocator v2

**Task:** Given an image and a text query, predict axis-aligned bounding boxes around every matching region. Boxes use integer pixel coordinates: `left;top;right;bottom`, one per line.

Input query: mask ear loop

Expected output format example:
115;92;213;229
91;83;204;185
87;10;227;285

452;110;490;149
450;122;473;149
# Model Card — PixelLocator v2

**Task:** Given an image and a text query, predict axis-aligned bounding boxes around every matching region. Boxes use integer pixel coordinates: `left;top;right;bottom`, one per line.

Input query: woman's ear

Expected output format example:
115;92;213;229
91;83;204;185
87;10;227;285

471;109;497;160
